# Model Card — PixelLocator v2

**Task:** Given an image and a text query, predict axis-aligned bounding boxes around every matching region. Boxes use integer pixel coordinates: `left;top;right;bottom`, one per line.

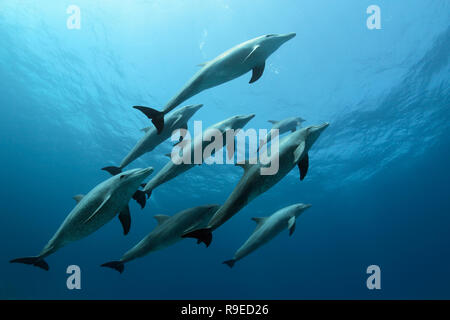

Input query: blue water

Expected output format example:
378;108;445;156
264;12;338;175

1;1;449;299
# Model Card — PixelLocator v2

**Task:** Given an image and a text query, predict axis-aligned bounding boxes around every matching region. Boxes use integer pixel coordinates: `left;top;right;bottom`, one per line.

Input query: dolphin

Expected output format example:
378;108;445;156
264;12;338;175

10;167;154;271
101;204;220;273
182;123;329;247
258;117;306;151
223;203;311;268
102;104;203;176
133;33;296;133
142;114;255;198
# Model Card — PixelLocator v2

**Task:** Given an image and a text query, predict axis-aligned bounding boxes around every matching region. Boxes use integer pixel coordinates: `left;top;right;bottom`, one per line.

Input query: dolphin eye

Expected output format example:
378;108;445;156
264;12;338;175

119;175;126;180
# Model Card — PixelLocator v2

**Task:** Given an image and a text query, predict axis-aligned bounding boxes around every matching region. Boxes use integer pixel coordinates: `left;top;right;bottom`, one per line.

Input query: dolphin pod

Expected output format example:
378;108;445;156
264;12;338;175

133;33;296;133
102;104;203;176
10;167;153;270
223;203;312;268
142;114;255;198
12;32;331;272
182;123;329;247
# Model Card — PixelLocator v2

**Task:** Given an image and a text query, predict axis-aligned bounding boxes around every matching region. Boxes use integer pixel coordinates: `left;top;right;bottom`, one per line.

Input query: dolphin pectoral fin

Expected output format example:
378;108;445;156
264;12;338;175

102;166;122;176
249;62;265;84
288;217;296;236
118;206;131;235
154;214;171;225
84;194;112;224
132;190;147;209
101;261;124;274
133;106;165;134
293;141;306;164
73;194;85;203
298;153;309;181
10;257;49;271
182;228;213;247
244;45;260;63
223;259;236;268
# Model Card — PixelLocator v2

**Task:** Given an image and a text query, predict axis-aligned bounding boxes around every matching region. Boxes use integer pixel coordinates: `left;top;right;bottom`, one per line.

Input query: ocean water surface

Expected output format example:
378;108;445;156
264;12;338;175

0;0;449;299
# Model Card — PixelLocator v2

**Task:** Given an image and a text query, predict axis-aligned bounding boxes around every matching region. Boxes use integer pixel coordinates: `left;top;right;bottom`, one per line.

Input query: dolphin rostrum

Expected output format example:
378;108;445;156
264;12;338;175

223;203;312;268
102;104;203;176
133;33;296;133
142;114;255;198
258;117;306;151
101;204;220;273
10;167;154;271
182;123;329;247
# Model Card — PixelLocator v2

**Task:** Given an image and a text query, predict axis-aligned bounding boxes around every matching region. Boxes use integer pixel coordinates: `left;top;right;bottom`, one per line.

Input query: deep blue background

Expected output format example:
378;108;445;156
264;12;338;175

0;1;449;299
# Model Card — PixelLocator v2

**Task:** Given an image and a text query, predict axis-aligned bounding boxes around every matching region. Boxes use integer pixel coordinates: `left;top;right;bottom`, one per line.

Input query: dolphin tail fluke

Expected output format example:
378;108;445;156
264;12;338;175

182;228;213;247
102;166;122;176
222;259;235;269
133;106;164;134
133;190;147;209
10;256;49;271
101;261;124;274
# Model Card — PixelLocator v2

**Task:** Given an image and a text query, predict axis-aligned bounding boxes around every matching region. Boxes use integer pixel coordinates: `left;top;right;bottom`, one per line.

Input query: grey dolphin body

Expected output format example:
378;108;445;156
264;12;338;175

10;167;154;270
133;33;296;133
223;203;311;268
258;117;306;151
102;104;203;176
101;204;220;273
183;123;329;247
142;114;255;197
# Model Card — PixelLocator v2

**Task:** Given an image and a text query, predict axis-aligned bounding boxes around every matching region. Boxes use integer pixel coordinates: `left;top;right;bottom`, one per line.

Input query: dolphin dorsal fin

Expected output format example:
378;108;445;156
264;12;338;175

251;217;267;232
235;161;255;171
251;217;267;225
243;45;260;63
154;214;171;225
235;162;248;170
268;120;278;125
73;194;85;203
